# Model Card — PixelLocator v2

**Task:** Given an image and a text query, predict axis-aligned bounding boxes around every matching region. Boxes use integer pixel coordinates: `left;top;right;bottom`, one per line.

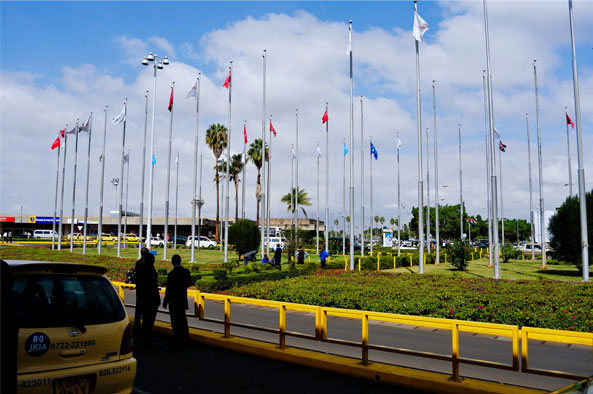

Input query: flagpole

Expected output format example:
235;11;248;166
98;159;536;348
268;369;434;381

432;82;440;265
52;133;61;250
291;144;294;239
174;152;179;249
564;107;573;197
260;50;267;257
483;72;493;267
224;63;232;263
360;96;365;257
413;3;425;274
316;141;320;255
124;150;130;248
295;109;299;243
397;132;401;257
526;113;535;261
98;109;107;254
58;123;68;251
458;124;463;240
198;152;203;250
162;83;175;260
533;60;547;268
343;138;346;256
369;135;374;257
138;92;148;256
266;116;272;252
568;0;589;281
83;113;93;254
498;143;505;245
324;103;329;252
190;76;201;262
348;20;355;270
425;127;430;253
242;121;246;220
117;99;128;258
70;119;80;253
483;0;500;279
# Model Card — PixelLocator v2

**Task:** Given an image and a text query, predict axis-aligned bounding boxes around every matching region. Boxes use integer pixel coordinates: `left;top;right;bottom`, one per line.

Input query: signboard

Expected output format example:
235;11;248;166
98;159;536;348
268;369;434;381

382;229;393;248
28;216;60;224
0;217;15;223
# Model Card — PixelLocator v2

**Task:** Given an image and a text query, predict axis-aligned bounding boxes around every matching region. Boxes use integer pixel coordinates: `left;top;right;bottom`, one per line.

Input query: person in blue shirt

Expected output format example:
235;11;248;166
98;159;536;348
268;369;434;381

261;254;271;264
320;247;329;269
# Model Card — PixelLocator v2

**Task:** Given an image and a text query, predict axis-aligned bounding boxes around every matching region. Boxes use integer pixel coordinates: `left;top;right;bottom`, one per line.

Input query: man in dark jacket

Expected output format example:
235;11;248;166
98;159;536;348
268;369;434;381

163;254;192;349
133;247;161;346
273;244;282;268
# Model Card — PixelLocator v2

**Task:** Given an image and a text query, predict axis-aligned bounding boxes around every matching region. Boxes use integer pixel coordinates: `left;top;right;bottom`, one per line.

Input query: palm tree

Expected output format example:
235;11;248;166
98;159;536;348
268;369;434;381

246;139;268;225
280;187;312;218
333;218;339;232
206;123;228;242
380;216;385;227
389;218;395;231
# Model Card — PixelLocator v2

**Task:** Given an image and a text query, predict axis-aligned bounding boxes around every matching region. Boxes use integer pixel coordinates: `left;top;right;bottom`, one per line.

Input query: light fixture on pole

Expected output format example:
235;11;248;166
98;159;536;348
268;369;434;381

142;51;169;248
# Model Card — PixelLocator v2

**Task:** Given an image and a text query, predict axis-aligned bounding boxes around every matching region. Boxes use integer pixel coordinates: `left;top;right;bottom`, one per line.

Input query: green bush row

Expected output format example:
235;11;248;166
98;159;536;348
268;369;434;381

193;267;313;292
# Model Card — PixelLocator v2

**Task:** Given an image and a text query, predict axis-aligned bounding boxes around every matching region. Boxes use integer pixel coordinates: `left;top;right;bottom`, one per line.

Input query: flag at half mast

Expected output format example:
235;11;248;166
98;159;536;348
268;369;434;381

270;120;277;137
223;68;231;89
370;142;378;160
51;136;60;150
566;111;575;129
499;140;507;152
344;143;349;155
243;125;248;144
167;88;174;112
322;109;329;123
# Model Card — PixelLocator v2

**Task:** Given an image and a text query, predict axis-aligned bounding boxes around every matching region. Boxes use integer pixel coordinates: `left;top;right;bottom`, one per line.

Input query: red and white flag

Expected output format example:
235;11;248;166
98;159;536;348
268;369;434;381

566;111;575;129
322;109;329;124
270;120;276;137
51;136;60;150
243;125;248;144
223;68;231;89
167;88;174;112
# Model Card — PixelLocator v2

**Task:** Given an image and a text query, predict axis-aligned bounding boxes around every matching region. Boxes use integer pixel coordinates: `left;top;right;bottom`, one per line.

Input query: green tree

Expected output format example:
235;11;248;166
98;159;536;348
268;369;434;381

206;123;228;242
549;191;593;272
449;240;471;271
228;219;260;258
280;187;312;218
247;139;268;225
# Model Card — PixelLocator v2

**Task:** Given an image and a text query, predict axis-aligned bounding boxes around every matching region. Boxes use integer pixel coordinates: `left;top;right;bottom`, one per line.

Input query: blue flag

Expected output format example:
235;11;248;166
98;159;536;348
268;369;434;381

152;155;156;165
344;143;349;155
370;142;378;160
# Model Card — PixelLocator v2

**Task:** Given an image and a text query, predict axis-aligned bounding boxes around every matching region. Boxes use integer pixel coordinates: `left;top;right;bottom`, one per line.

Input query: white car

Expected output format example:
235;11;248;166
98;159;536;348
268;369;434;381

150;237;165;248
186;235;217;249
267;237;285;250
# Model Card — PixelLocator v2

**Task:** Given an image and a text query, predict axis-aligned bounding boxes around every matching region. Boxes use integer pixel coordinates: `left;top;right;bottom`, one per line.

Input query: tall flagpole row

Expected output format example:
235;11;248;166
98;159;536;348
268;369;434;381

224;64;232;263
568;0;589;281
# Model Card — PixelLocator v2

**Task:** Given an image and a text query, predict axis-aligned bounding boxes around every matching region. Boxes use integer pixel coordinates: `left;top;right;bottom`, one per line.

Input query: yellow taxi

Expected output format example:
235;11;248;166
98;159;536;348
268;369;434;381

7;261;136;393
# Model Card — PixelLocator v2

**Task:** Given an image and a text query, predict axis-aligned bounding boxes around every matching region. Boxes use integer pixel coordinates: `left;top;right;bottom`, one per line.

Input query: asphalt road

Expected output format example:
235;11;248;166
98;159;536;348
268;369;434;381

124;290;591;393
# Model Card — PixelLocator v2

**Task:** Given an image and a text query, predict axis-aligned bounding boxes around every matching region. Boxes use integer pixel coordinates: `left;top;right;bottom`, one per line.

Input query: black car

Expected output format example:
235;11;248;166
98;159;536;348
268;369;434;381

170;235;187;245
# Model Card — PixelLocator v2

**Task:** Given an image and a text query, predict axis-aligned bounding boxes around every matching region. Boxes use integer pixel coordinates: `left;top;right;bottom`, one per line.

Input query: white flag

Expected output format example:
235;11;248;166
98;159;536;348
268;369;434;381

123;153;129;163
66;126;77;135
174;155;179;165
111;106;126;125
346;23;352;55
413;11;429;41
186;80;197;99
494;127;501;139
316;145;322;157
397;137;402;149
79;117;90;133
291;147;296;159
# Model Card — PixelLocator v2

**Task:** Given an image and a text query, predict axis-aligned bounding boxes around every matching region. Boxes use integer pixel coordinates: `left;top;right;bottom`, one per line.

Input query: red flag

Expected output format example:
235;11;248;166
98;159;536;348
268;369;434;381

468;217;477;224
243;125;248;144
566;112;575;129
59;129;65;138
51;136;60;150
223;68;231;89
322;109;329;123
168;88;174;112
269;120;276;137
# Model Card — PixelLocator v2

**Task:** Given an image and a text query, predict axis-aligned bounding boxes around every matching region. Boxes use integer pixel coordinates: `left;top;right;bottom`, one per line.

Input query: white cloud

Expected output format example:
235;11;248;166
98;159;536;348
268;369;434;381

148;36;176;59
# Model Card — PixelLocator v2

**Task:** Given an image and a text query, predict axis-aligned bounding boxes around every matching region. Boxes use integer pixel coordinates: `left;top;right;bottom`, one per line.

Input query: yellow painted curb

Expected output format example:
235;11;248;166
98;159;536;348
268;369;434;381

148;319;546;394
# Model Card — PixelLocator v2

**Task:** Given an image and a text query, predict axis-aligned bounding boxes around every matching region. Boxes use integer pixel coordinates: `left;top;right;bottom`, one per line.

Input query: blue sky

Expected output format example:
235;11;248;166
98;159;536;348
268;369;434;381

2;1;593;230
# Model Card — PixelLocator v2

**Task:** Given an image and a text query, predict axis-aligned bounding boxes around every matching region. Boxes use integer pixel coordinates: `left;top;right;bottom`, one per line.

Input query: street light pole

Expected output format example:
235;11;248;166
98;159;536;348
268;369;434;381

142;52;169;249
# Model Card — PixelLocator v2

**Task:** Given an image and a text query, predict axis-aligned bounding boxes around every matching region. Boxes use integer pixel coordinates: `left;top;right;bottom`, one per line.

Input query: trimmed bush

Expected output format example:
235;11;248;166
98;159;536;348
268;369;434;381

194;267;313;292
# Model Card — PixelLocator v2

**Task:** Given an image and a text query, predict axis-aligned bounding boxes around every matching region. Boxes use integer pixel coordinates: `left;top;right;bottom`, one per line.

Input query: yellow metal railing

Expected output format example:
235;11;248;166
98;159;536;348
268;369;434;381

111;281;593;383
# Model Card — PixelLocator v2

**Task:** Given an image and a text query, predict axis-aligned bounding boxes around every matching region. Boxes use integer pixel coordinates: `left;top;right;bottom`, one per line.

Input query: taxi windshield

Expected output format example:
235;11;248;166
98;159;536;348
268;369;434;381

10;274;126;328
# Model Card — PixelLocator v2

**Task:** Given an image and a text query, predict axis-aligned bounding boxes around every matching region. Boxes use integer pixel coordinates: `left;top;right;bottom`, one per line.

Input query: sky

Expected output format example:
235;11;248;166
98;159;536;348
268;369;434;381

2;0;593;233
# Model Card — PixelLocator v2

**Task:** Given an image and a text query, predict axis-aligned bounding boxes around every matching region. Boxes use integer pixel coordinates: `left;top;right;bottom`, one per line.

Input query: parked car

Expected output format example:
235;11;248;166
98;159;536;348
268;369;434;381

514;243;554;259
32;229;58;239
120;233;140;243
7;260;136;393
150;237;165;248
170;235;187;245
267;237;285;250
185;236;216;249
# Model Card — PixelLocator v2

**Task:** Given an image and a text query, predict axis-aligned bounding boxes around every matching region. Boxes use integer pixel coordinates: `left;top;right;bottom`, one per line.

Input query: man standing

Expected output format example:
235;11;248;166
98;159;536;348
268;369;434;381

133;247;160;346
273;243;282;268
163;254;192;349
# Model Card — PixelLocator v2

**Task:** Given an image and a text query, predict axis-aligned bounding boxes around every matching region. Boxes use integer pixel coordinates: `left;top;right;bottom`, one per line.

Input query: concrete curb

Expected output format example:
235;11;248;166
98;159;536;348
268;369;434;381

149;319;546;394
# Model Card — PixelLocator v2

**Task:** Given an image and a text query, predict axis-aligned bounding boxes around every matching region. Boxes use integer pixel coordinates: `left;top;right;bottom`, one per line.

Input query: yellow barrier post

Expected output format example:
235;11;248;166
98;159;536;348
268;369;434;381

409;255;412;267
471;252;474;261
314;306;322;340
445;253;448;264
358;257;361;271
279;305;286;349
361;313;369;365
521;330;529;372
224;298;231;338
377;252;381;271
451;322;461;382
393;256;396;269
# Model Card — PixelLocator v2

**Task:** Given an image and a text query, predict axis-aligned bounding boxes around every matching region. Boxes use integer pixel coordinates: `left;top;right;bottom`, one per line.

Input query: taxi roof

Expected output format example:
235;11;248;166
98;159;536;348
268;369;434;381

3;260;108;275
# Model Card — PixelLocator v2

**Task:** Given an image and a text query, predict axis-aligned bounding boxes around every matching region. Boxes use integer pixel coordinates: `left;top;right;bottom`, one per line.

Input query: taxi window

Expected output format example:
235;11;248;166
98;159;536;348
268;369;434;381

10;275;126;328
